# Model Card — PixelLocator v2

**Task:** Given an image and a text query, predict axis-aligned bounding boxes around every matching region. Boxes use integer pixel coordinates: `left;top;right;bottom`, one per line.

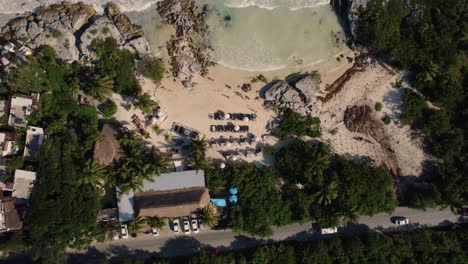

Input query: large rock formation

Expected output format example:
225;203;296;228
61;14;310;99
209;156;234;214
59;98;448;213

263;73;321;113
158;0;213;87
2;2;95;61
1;2;150;62
294;74;320;104
80;3;150;60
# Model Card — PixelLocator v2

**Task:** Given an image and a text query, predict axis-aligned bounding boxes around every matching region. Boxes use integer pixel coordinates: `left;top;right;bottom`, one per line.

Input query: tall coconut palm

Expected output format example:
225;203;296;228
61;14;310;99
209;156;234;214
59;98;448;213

147;148;171;176
128;216;147;235
119;130;142;150
304;143;330;182
80;160;107;187
147;217;166;231
190;155;212;172
338;206;360;226
200;204;218;229
190;136;209;156
134;93;158;114
89;75;114;102
312;181;339;207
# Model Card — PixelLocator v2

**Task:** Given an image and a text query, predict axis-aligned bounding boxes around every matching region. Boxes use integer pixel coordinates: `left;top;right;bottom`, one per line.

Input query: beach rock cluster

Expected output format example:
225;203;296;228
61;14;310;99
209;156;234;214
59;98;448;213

158;0;214;87
80;3;150;60
263;73;321;114
1;2;150;62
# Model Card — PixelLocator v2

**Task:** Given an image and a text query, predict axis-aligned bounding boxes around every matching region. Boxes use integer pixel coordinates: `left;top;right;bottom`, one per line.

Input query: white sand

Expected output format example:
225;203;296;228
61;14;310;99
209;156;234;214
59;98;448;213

315;62;431;176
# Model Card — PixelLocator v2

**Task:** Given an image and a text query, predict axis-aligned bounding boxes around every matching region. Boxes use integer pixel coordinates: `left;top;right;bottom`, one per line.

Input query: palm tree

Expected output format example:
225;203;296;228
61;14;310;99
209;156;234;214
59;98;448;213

146;148;171;176
119;130;142;150
128;216;147;235
304;143;330;182
147;217;166;231
80;160;107;187
190;136;209;156
134;93;158;114
190;155;212;172
338;206;360;226
89;75;114;102
200;204;218;229
312;181;339;207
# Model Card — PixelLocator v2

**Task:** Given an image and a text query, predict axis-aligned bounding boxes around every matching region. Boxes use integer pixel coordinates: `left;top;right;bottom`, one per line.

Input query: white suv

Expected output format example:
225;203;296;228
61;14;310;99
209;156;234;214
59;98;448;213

183;220;191;234
120;224;129;239
191;219;199;233
172;219;180;233
394;217;410;225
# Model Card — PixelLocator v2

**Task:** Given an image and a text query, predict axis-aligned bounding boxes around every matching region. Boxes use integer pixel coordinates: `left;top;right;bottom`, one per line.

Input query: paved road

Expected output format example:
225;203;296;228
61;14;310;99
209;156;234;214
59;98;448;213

87;207;461;259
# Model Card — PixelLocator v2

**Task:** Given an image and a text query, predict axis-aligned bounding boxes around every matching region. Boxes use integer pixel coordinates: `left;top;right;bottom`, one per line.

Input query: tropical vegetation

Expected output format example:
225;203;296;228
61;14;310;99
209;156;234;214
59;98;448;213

358;0;468;211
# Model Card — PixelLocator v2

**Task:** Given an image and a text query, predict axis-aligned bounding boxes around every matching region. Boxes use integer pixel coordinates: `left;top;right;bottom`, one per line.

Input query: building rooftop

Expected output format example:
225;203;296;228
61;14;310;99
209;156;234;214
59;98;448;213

139;170;205;192
93;124;122;166
0;197;21;232
8;96;33;127
23;126;44;161
12;169;36;200
117;170;206;222
0;131;18;157
135;187;210;218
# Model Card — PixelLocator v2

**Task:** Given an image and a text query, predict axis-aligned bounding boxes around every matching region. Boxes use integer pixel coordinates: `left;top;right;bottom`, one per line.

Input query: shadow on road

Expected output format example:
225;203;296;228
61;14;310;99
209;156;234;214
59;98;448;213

159;236;205;257
68;245;157;264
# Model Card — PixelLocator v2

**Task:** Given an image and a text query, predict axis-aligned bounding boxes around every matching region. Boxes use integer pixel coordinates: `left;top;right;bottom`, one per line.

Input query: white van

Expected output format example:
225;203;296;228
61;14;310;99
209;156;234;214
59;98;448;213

321;227;338;234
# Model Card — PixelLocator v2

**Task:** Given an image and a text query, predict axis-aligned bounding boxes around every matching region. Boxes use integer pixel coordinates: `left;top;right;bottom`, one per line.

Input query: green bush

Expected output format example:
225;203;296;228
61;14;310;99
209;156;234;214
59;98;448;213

51;29;62;38
381;115;391;125
140;57;165;82
374;102;383;111
101;99;117;118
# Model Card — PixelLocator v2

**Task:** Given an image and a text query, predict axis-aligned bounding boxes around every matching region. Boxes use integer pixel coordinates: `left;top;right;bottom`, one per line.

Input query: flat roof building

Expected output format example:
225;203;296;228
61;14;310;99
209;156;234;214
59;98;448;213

8;96;33;127
0;197;21;232
12;169;36;202
23;126;44;161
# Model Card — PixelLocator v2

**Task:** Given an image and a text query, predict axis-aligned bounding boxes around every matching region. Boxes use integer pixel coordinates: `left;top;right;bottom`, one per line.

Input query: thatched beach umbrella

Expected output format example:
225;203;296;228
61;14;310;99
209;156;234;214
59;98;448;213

234;125;240;132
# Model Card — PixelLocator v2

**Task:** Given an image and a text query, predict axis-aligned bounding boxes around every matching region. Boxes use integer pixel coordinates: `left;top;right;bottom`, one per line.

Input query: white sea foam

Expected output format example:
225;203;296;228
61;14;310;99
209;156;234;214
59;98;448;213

0;0;160;14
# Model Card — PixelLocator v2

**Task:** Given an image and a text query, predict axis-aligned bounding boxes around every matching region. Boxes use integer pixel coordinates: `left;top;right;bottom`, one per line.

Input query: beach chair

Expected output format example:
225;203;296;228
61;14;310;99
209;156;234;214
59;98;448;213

211;125;216;132
210;137;216;147
216;125;224;132
239;135;246;144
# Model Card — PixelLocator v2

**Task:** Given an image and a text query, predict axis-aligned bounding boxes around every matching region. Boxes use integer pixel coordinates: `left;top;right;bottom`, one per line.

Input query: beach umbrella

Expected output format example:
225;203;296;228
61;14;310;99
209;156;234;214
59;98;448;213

184;129;190;136
220;162;226;169
231;155;238;161
225;142;232;147
243;116;249;122
156;110;163;117
224;113;230;119
234;125;240;132
229;186;238;195
229;195;238;203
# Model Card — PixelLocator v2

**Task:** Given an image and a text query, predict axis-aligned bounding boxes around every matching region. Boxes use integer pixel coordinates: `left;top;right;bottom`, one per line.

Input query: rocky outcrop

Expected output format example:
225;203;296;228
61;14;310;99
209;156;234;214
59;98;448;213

294;74;320;104
331;0;370;39
1;2;150;62
158;0;213;87
1;2;95;61
263;73;322;114
80;3;150;60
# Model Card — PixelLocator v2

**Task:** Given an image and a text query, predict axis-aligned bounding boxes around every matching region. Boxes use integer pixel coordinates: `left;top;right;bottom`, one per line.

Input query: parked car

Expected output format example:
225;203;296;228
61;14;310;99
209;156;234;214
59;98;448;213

183;220;191;234
151;228;159;236
120;224;129;239
191;219;199;233
394;217;410;225
198;219;204;230
320;227;338;235
172;219;180;233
